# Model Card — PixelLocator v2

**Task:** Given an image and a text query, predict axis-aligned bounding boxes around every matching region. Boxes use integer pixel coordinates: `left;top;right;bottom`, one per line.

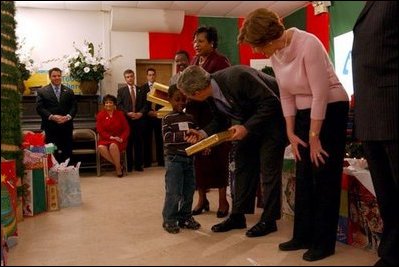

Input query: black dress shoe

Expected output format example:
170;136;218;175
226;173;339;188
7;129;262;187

192;199;209;216
279;239;310;251
302;248;335;262
211;216;246;232
245;221;277;237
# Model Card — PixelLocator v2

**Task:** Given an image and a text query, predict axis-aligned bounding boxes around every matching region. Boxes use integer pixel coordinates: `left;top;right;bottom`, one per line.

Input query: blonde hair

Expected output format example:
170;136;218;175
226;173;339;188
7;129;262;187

237;8;285;46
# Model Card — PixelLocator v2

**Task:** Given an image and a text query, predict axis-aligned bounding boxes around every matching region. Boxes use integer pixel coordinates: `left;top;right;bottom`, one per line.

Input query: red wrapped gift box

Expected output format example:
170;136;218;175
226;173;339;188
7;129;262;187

1;159;19;247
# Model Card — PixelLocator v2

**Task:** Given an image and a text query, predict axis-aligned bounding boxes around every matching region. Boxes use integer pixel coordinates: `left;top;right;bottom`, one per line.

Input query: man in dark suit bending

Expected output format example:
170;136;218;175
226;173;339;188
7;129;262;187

36;67;77;163
177;65;287;237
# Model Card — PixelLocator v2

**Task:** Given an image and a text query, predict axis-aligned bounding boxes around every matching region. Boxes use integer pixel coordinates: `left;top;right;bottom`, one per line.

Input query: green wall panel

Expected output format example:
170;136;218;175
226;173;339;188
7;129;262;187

284;8;306;30
199;17;239;65
329;1;365;62
329;1;365;36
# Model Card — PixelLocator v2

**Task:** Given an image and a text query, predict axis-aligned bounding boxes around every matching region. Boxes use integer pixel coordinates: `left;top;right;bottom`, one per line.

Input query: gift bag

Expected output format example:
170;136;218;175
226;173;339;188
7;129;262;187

22;169;46;216
49;162;82;208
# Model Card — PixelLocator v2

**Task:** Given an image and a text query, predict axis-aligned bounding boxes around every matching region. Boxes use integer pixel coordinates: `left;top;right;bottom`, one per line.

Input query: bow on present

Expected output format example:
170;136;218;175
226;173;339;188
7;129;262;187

22;132;45;148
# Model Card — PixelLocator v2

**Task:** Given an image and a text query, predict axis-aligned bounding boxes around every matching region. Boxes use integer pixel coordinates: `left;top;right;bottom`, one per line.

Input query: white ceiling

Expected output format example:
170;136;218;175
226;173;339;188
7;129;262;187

15;1;309;18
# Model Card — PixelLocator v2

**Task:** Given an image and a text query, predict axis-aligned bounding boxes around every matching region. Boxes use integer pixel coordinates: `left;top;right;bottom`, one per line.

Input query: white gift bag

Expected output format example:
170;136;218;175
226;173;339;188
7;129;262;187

49;161;82;208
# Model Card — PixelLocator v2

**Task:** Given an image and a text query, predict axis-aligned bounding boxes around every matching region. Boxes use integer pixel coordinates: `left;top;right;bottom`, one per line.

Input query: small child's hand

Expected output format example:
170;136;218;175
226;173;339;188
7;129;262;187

185;129;203;144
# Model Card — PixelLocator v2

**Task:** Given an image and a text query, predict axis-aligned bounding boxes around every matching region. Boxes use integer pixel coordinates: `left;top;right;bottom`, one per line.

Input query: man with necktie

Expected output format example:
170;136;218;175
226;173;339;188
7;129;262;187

178;65;287;237
143;68;164;167
36;67;77;163
117;69;149;172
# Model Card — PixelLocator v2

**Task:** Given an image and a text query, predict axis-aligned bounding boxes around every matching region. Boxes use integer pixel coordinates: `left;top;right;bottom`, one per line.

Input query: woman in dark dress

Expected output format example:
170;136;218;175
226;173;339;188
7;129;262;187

188;26;231;218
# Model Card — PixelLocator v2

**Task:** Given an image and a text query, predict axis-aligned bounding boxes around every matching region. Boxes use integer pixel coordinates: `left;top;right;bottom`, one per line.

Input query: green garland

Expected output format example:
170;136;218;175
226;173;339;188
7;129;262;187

1;1;24;178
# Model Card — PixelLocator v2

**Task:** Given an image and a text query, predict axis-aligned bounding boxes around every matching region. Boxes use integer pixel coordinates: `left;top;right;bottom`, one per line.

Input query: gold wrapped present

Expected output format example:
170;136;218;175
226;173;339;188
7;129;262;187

147;82;172;108
156;106;173;119
185;130;233;156
46;181;60;212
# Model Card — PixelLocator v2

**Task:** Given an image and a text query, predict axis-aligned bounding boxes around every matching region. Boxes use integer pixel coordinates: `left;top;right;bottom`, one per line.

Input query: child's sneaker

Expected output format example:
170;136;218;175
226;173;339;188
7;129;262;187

179;217;201;230
162;222;180;234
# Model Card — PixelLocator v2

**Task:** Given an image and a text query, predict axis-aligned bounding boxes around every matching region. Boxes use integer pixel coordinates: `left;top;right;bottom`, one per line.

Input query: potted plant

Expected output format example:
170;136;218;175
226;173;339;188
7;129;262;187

67;41;109;94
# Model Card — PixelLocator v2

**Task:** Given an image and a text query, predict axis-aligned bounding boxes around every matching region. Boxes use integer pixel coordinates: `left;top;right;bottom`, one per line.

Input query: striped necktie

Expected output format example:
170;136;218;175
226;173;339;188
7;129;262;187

55;86;61;101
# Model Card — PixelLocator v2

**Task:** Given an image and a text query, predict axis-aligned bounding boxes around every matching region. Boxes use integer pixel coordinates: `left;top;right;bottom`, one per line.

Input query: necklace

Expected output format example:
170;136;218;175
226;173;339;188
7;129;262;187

274;31;289;63
199;56;206;66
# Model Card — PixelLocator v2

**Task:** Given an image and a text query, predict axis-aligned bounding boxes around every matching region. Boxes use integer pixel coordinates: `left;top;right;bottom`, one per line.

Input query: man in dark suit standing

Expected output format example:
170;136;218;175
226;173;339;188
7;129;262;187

178;65;287;237
36;67;77;163
352;2;398;266
117;69;148;172
142;68;164;167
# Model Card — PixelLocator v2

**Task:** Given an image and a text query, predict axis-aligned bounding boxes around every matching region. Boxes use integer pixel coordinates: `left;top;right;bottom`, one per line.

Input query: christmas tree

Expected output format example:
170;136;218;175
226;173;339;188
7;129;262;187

1;1;23;178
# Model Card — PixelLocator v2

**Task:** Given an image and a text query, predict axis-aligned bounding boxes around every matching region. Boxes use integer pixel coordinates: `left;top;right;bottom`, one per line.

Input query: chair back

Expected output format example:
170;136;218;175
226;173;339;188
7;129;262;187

72;129;100;176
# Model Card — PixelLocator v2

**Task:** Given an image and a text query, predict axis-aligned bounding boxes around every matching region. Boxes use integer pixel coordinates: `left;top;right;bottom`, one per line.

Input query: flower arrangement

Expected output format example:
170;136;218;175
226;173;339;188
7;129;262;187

17;57;33;81
66;41;109;82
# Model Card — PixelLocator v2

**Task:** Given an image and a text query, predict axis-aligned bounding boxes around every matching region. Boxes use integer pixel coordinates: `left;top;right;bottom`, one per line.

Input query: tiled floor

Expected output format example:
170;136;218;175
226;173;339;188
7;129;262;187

7;167;378;266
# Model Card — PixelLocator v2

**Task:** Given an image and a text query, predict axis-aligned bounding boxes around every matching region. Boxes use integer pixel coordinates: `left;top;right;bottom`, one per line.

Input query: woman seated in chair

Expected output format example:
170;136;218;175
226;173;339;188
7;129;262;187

96;94;130;177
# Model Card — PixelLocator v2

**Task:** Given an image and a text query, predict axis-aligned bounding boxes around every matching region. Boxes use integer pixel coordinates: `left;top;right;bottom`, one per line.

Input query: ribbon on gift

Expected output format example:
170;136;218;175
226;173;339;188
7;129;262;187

23;132;45;147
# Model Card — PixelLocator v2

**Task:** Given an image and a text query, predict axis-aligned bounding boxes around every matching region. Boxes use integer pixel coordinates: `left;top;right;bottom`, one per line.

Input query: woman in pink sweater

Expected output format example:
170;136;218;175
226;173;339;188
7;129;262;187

238;8;349;262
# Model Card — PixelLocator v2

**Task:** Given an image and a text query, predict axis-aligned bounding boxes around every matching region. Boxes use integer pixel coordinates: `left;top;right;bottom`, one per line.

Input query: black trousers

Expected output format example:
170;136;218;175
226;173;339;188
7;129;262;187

127;119;145;171
144;117;164;166
363;141;398;266
45;127;73;164
292;101;348;252
232;116;286;222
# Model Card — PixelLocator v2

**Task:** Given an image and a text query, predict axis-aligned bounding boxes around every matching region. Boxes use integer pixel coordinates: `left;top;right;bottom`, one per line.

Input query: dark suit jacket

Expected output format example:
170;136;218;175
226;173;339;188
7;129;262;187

36;83;77;132
352;1;398;141
203;65;284;136
116;85;148;116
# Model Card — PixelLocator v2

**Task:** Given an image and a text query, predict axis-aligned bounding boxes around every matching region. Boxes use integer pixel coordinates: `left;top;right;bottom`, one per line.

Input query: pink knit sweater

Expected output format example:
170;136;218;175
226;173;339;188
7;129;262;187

271;28;348;120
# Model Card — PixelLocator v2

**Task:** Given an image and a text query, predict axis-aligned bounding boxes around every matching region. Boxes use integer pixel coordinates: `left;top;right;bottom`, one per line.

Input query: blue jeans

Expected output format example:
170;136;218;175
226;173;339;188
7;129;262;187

162;154;195;225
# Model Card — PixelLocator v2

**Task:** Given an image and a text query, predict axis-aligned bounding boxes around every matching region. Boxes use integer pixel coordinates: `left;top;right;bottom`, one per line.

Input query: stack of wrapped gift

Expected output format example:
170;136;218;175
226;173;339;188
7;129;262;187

22;132;48;216
1;159;19;248
146;82;173;119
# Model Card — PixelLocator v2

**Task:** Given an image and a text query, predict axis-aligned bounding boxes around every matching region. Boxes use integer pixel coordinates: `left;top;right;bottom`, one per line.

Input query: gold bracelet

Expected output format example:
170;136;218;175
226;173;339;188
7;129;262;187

309;131;319;137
